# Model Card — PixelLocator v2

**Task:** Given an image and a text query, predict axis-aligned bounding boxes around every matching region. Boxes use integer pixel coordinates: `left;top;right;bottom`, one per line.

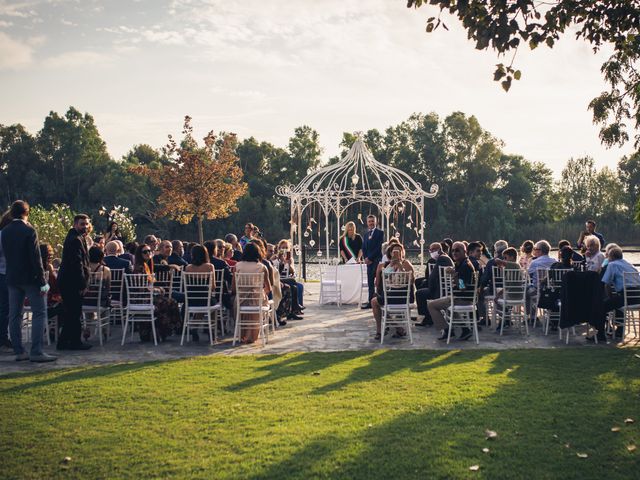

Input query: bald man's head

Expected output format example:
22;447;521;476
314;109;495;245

105;241;119;255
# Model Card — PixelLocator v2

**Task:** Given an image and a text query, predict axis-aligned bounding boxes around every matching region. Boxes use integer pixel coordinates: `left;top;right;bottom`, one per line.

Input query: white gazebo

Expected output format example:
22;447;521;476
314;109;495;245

276;132;438;267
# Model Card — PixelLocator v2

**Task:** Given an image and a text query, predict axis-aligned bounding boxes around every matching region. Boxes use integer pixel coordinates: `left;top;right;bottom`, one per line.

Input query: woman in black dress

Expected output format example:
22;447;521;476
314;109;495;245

339;221;363;263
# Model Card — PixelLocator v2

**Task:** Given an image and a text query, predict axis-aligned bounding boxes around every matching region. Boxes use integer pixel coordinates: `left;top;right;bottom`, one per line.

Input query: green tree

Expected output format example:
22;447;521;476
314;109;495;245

618;151;640;212
407;0;640;148
29;204;77;256
271;126;323;186
557;156;597;219
0;124;46;205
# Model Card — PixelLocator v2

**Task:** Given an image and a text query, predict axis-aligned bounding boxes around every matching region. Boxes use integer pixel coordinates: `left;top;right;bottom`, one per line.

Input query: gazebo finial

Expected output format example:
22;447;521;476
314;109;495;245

354;131;364;141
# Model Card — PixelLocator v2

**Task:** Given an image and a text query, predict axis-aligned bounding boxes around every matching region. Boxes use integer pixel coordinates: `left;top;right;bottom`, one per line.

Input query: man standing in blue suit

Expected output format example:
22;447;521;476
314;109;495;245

361;214;384;309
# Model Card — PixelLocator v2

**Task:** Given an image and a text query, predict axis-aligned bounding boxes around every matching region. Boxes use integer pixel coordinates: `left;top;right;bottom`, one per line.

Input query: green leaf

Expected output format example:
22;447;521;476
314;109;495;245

514;70;522;80
501;77;512;92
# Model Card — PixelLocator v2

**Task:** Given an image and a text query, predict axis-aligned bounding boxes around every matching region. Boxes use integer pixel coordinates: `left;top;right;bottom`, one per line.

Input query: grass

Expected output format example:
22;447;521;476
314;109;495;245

1;348;639;479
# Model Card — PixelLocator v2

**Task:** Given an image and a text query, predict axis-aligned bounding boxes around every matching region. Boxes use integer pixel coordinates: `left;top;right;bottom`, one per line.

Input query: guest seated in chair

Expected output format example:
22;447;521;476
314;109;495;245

415;242;453;327
427;241;476;342
372;243;415;340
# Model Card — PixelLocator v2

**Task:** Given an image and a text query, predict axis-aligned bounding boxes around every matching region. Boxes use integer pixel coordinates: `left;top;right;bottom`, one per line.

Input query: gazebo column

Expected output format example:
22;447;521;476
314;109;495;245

324;199;330;263
419;198;425;269
296;201;302;264
335;201;341;262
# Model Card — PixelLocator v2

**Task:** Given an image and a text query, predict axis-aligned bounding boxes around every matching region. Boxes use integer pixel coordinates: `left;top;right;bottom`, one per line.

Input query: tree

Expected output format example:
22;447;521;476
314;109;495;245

133;116;248;243
407;0;640;148
0;124;44;205
557;156;597;219
271;126;323;186
29;204;77;256
618;151;640;212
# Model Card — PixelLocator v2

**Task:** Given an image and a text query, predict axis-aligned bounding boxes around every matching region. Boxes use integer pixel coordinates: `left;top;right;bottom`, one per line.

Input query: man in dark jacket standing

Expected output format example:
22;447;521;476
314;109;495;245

361;214;384;309
57;214;92;350
1;200;56;362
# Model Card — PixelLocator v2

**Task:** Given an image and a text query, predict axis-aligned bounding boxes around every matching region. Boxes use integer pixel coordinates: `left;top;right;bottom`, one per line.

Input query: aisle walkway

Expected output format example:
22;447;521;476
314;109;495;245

0;282;633;375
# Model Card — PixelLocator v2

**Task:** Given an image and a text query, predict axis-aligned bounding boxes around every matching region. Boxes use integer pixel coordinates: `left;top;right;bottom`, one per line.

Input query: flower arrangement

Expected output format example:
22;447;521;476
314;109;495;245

29;204;77;257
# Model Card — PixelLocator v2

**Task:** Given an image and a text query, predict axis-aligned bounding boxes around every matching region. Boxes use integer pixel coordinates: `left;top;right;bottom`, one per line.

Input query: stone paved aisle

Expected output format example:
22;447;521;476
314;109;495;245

1;282;633;375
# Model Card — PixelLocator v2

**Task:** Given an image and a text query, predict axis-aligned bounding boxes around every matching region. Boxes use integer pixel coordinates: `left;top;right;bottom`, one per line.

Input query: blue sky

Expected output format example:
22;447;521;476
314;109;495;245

0;0;634;176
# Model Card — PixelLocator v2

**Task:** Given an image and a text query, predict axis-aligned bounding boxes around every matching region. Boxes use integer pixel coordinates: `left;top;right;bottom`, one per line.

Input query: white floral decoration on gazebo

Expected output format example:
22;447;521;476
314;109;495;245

276;132;438;266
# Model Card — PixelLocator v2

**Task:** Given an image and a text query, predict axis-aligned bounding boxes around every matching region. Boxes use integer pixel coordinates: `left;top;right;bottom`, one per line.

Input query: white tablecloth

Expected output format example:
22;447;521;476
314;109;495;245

320;263;365;305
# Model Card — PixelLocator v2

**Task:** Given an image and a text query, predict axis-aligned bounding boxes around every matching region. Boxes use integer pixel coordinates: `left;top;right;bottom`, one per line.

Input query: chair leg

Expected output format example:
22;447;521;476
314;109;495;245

151;316;158;346
406;310;413;344
380;312;385;345
180;312;188;345
208;312;214;346
121;315;128;345
233;312;240;346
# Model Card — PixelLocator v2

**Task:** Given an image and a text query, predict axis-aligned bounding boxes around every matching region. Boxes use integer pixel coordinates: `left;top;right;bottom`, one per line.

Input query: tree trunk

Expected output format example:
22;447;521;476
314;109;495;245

197;214;204;244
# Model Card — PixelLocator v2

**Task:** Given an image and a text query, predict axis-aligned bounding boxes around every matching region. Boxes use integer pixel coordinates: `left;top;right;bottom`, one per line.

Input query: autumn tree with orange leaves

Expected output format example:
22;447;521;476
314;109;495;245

133;116;247;243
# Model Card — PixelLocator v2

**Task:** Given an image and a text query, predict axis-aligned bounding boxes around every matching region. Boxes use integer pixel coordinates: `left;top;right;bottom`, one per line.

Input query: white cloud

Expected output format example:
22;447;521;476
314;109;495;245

0;1;38;18
0;31;33;69
0;19;13;27
60;18;77;26
43;50;114;68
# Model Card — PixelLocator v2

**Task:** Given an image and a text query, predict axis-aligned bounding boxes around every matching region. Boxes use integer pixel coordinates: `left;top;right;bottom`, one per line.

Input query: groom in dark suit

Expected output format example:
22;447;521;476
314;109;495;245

57;214;92;350
361;214;384;309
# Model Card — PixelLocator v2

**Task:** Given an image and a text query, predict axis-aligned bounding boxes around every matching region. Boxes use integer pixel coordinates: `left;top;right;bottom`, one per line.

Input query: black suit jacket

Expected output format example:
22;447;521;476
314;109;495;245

104;255;133;274
362;228;384;263
168;253;188;267
211;257;233;291
58;228;90;291
1;219;46;287
428;254;454;298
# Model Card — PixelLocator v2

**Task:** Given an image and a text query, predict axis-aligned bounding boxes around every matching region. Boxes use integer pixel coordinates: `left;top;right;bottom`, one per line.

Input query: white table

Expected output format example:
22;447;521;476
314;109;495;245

319;263;365;305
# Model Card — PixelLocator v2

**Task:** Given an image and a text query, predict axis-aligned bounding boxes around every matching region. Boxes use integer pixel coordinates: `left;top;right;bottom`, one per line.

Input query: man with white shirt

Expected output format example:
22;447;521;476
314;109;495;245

528;240;556;286
600;246;640;340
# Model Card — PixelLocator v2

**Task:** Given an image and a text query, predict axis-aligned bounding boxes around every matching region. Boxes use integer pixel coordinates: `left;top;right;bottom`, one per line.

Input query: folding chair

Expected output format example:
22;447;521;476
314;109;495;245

181;271;218;345
319;264;342;306
82;271;111;345
123;274;157;346
380;271;413;345
496;269;529;336
233;272;270;346
444;271;480;344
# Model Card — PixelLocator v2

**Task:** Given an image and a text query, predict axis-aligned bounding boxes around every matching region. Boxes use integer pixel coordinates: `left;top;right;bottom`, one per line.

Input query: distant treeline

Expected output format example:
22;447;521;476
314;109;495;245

1;107;639;245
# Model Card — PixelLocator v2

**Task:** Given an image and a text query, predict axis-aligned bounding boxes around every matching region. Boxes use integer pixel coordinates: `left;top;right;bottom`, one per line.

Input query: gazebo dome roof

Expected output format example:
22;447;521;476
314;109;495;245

276;132;438;208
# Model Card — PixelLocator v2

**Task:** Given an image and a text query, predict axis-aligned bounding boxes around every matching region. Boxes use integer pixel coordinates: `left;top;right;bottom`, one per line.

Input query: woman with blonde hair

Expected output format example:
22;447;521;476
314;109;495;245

339;221;363;263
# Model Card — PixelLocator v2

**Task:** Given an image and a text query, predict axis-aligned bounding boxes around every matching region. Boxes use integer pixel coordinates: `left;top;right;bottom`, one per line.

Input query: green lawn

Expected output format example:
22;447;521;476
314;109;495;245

1;349;639;479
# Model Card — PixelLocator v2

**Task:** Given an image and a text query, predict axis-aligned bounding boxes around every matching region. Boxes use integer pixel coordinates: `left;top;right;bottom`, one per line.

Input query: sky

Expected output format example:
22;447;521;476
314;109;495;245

0;0;635;176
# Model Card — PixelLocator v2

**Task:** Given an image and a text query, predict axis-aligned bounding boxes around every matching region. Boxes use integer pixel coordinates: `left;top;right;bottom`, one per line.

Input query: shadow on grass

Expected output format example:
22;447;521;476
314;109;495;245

0;360;170;394
249;349;640;480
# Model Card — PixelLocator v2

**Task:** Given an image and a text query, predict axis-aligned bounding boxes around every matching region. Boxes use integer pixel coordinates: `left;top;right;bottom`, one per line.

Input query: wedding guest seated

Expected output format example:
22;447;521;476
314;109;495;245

415;242;453;327
122;241;137;264
275;239;305;316
183;244;217;341
491;247;521;303
600;246;640;340
132;244;181;341
233;242;271;344
380;237;400;263
169;240;188;267
104;241;133;273
223;242;237;267
93;235;106;250
584;235;605;273
428;241;475;341
528;240;555;286
225;233;243;261
466;241;482;272
478;241;492;269
252;238;290;325
204;240;234;311
39;243;63;337
518;240;534;270
371;243;415;340
558;239;584;262
339;221;363;263
479;240;508;323
105;221;123;243
84;246;111;308
550;246;580;271
143;234;159;254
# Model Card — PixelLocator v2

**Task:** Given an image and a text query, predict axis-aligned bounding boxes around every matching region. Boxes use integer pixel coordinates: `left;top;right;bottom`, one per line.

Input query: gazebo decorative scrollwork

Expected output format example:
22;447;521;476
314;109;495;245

276;132;438;267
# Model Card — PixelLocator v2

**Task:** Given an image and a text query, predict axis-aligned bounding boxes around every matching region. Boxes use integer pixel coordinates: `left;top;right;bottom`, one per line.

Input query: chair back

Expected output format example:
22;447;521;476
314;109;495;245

235;272;266;309
503;269;528;302
154;269;174;297
427;262;435;276
321;264;339;283
491;266;504;297
438;266;450;298
172;268;183;293
360;263;368;285
451;271;479;304
84;271;105;307
535;267;549;291
548;268;572;288
125;274;154;308
213;269;225;304
110;268;125;302
182;272;214;308
382;271;412;306
623;271;640;308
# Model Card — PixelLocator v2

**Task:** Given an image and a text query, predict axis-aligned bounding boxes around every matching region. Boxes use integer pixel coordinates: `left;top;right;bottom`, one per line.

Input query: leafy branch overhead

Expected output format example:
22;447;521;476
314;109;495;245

130;116;248;243
408;0;640;148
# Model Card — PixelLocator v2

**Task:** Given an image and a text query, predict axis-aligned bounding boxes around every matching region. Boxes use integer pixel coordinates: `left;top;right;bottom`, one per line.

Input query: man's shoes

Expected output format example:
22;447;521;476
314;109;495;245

586;334;606;343
437;330;453;341
361;303;372;309
287;314;303;320
57;342;92;351
30;353;57;363
415;321;432;327
1;338;12;348
277;319;287;327
15;352;29;361
459;328;473;341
